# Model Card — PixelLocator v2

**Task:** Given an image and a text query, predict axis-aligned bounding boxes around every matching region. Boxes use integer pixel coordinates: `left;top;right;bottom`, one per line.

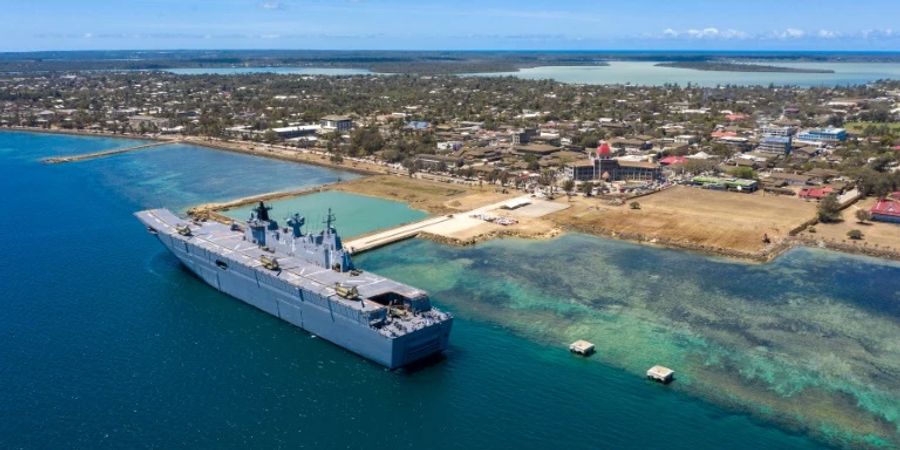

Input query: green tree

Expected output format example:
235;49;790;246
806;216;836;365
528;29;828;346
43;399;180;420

855;209;871;223
262;129;279;144
847;229;863;240
728;166;756;180
580;182;594;197
817;194;841;223
562;179;575;195
630;201;641;210
350;127;385;156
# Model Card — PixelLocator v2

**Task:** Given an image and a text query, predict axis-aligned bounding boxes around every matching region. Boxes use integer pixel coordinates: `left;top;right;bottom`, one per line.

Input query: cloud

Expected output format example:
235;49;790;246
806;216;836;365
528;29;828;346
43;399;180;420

773;28;805;39
663;27;748;40
658;27;900;42
259;1;284;10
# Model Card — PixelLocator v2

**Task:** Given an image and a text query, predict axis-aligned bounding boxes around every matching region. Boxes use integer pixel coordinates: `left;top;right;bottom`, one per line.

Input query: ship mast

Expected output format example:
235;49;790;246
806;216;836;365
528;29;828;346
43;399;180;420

323;208;336;232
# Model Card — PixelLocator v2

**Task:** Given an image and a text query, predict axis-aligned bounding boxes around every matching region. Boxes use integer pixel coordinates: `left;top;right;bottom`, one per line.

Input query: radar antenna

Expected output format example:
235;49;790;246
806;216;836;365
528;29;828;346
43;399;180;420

323;208;336;231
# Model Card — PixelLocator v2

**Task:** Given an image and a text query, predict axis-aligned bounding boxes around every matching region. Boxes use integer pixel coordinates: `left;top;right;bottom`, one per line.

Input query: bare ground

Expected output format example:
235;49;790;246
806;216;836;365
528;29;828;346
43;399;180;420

798;197;900;255
549;186;818;259
329;175;513;214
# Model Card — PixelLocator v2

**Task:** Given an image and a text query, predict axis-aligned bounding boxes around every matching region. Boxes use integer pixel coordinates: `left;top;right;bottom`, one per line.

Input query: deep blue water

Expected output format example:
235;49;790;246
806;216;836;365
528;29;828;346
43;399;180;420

0;130;870;449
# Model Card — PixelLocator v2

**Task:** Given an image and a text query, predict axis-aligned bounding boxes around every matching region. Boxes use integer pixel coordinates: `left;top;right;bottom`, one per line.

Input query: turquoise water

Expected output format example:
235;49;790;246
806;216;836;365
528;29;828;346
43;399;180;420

358;237;900;448
468;61;900;87
60;142;358;211
1;131;896;449
163;67;373;76
0;130;148;159
223;191;428;238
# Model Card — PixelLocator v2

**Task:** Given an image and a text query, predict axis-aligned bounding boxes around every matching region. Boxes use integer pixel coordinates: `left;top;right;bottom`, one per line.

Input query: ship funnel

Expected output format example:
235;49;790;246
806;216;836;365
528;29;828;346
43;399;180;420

253;201;272;222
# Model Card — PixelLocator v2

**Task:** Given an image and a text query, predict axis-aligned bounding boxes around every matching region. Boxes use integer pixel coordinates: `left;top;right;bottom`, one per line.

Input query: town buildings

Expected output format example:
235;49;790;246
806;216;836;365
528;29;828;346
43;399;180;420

796;127;848;144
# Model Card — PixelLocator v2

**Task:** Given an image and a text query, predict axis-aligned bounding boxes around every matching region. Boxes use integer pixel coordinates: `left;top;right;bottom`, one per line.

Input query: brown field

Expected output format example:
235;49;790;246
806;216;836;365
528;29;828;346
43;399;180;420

798;197;900;254
550;186;818;258
330;174;513;214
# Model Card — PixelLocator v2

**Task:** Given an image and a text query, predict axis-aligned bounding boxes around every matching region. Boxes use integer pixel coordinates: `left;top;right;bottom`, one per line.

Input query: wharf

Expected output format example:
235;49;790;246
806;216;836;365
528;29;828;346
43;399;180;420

43;140;176;164
344;195;543;254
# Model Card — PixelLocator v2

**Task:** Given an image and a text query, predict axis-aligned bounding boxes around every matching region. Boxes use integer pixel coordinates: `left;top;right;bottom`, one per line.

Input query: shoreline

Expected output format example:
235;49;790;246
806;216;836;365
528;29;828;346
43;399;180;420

14;125;899;265
2;125;385;176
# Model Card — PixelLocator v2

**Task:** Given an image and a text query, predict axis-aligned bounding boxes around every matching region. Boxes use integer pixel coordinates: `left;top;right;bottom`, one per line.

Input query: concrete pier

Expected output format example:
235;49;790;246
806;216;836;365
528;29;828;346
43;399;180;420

43;140;176;164
187;189;566;256
344;195;541;254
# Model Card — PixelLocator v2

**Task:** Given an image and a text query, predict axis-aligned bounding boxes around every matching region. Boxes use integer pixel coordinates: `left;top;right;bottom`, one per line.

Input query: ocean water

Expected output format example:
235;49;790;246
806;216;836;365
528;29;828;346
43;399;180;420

0;131;895;449
70;142;359;211
223;191;428;238
468;61;900;87
0;130;148;159
358;236;900;448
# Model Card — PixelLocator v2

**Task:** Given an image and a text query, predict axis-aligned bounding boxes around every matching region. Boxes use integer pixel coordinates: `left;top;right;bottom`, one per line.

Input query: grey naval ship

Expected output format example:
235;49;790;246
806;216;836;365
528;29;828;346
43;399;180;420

136;202;452;369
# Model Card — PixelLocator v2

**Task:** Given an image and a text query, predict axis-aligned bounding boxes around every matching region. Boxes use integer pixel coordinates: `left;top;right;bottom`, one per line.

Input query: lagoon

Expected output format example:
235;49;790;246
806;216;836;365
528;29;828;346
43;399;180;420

223;190;428;238
469;61;900;87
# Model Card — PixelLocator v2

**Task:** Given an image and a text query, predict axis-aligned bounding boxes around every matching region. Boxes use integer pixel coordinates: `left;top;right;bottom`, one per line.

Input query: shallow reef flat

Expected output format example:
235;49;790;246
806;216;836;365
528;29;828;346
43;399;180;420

358;234;900;449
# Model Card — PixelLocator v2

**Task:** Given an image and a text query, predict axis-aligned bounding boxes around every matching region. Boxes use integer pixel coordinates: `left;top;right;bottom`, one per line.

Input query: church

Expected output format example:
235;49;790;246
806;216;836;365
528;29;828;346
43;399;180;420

565;142;662;182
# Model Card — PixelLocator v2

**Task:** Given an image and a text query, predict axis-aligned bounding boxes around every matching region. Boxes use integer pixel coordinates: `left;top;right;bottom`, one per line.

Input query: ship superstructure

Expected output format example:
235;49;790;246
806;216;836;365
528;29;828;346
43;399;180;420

137;202;452;368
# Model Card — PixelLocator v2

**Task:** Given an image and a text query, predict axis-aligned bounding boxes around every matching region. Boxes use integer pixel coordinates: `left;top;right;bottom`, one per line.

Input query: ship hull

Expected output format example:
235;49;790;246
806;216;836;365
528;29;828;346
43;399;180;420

153;231;451;369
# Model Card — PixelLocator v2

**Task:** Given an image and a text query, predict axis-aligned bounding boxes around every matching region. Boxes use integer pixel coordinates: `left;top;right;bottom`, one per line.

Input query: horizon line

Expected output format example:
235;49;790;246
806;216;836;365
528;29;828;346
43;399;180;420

3;48;900;55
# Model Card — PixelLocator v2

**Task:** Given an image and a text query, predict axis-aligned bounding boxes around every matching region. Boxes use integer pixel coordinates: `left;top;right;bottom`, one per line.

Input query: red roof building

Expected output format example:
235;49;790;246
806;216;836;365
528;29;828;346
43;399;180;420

871;193;900;223
798;186;834;200
596;142;612;158
659;155;687;166
711;130;738;139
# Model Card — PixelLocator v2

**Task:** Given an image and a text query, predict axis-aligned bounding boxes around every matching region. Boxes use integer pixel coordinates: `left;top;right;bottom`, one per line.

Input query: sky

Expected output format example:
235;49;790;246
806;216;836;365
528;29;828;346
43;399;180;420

4;0;900;52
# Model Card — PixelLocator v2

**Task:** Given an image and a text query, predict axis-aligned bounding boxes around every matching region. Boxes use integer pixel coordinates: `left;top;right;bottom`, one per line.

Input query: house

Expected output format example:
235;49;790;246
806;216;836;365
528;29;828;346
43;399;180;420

717;136;751;152
765;172;811;186
691;176;758;193
756;136;792;155
320;115;353;132
128;115;170;131
514;143;561;157
805;168;840;183
870;193;900;223
414;153;461;170
798;186;834;200
659;155;687;166
271;125;320;139
405;120;431;130
675;135;700;145
511;128;538;145
609;137;652;152
760;125;794;137
564;159;596;182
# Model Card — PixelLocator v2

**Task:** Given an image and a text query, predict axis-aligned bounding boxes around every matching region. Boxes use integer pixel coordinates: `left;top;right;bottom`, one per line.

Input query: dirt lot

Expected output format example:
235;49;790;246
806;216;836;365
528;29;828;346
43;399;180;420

330;175;513;214
549;186;818;257
798;197;900;254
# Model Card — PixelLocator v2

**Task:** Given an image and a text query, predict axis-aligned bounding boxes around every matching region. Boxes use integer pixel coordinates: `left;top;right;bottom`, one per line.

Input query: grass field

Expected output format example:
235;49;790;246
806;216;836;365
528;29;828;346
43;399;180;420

844;121;900;134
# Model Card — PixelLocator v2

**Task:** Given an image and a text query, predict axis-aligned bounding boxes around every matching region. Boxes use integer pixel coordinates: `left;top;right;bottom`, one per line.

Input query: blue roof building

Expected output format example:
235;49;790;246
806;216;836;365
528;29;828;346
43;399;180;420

797;128;847;144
